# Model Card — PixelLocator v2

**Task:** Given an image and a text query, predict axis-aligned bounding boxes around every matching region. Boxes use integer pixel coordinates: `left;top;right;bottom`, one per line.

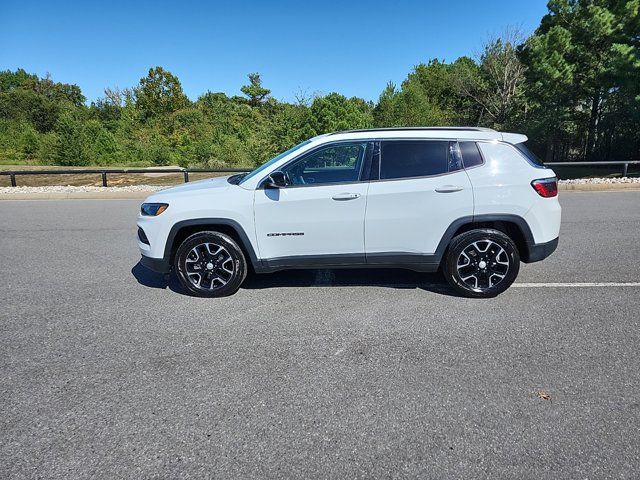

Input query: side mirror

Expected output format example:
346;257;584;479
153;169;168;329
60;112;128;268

263;171;287;189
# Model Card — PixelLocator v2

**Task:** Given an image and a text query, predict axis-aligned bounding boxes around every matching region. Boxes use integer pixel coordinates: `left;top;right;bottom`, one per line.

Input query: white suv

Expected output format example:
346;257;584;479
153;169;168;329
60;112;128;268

137;127;561;298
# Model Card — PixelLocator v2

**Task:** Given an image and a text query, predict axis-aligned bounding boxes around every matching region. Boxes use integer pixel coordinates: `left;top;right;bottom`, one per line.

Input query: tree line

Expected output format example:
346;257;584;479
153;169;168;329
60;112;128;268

0;0;638;168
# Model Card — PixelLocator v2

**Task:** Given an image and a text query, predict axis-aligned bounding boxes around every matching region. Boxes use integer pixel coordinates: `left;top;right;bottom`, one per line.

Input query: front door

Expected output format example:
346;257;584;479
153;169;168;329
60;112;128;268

254;141;371;266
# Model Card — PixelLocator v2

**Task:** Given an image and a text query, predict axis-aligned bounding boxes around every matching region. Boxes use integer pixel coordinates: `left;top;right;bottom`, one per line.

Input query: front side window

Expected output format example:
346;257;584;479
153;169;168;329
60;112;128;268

281;142;367;186
380;140;450;180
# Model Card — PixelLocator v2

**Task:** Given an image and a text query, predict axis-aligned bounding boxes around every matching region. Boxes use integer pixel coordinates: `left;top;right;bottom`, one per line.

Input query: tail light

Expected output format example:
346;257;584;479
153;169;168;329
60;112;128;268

531;177;558;198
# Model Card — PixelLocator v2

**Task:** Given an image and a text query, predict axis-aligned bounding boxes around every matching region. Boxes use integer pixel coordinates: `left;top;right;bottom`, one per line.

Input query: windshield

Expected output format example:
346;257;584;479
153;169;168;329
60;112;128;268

239;140;312;185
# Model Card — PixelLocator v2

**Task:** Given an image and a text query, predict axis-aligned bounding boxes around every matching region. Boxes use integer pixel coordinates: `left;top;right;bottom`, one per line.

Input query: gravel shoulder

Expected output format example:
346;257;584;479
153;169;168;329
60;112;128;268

0;185;164;200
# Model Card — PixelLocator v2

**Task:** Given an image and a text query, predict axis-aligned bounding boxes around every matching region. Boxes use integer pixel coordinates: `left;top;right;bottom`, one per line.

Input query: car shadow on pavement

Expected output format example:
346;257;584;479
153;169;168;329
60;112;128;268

242;268;460;296
131;262;460;297
131;262;188;295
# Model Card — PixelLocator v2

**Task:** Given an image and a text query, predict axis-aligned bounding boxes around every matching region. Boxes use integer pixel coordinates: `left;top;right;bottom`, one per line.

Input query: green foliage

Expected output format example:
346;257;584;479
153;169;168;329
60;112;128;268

373;82;401;127
86;120;119;164
0;69;38;92
476;38;526;129
54;111;90;166
267;102;314;154
519;0;640;160
19;122;40;156
0;6;639;169
240;73;271;106
37;132;59;165
310;93;373;133
375;59;483;128
136;67;190;120
0;88;60;133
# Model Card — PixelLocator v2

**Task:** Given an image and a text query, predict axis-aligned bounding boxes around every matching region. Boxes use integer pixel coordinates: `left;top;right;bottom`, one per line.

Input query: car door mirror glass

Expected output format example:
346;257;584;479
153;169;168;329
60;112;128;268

263;171;287;189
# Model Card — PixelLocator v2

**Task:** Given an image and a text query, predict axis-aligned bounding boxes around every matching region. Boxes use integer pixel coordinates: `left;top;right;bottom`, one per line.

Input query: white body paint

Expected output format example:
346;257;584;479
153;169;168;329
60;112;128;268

138;128;561;277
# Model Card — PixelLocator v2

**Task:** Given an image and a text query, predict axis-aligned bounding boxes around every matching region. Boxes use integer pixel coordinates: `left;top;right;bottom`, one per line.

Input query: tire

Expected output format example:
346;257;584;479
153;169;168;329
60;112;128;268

442;228;520;298
174;231;247;297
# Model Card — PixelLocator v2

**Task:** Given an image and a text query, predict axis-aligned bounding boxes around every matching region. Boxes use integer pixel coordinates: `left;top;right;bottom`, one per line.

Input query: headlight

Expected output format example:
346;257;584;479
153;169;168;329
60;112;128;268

140;203;169;216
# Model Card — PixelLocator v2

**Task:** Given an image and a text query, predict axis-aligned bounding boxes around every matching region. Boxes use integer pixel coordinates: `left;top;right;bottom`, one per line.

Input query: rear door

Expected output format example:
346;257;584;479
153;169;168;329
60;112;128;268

254;141;372;265
364;140;473;264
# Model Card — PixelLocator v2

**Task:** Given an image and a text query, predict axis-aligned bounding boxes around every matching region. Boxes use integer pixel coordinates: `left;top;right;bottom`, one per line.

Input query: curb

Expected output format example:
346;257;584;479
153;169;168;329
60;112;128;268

0;191;153;200
558;183;640;192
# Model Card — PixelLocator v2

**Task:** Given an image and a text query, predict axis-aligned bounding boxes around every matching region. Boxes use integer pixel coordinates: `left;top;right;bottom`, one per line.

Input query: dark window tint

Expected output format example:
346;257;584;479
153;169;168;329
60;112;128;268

282;142;367;186
514;142;546;167
459;141;484;168
380;141;449;179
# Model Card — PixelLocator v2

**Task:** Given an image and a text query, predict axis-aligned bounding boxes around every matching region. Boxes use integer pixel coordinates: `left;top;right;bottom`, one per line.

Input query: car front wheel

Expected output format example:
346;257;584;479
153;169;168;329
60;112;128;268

443;229;520;298
175;231;247;297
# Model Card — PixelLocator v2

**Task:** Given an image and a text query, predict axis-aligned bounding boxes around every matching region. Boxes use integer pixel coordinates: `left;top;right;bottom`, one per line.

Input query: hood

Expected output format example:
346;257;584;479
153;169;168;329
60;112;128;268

142;175;233;204
156;175;232;195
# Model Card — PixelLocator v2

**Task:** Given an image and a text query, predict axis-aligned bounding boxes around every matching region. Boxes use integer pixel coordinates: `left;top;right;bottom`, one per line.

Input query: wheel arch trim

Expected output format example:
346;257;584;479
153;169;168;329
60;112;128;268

434;214;535;262
164;218;260;269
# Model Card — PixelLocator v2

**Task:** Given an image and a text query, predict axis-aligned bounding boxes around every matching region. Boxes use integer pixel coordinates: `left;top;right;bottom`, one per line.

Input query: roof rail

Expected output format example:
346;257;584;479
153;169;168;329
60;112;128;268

329;126;497;135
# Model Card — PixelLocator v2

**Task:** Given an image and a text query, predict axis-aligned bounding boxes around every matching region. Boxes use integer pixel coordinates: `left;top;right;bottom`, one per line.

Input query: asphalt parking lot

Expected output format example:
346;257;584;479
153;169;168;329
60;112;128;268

1;191;639;478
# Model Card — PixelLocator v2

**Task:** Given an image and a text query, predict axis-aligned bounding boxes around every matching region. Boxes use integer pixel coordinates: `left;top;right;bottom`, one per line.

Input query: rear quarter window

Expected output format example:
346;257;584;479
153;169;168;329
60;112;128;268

459;141;484;168
514;142;546;168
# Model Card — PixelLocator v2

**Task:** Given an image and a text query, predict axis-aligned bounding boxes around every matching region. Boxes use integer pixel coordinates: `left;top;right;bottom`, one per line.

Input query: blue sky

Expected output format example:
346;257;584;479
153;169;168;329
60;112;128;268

0;0;549;103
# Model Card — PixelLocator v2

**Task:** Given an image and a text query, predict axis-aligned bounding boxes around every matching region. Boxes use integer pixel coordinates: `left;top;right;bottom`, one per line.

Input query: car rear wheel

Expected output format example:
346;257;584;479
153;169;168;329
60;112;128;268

443;229;520;298
175;231;247;297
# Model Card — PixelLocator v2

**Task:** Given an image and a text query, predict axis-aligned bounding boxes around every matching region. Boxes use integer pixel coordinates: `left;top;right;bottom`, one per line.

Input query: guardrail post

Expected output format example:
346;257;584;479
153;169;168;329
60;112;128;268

623;163;628;177
101;172;107;187
10;173;16;187
183;171;189;183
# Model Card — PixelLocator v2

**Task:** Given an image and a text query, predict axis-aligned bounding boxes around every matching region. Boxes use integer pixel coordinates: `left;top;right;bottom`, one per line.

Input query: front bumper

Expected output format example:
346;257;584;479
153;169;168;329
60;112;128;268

523;237;559;263
137;217;171;273
140;254;171;274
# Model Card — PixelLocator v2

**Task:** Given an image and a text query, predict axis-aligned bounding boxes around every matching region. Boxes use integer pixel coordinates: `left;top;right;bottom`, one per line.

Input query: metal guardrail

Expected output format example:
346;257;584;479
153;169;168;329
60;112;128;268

0;162;638;187
545;161;640;177
0;168;251;187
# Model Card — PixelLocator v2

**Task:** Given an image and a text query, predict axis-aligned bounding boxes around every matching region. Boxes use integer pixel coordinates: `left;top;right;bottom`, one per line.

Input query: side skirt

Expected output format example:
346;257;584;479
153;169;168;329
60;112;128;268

257;253;441;273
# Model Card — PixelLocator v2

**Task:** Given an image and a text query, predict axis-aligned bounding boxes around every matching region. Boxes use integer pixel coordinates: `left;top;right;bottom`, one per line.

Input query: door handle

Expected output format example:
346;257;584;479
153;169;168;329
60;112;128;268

435;185;464;193
332;193;361;201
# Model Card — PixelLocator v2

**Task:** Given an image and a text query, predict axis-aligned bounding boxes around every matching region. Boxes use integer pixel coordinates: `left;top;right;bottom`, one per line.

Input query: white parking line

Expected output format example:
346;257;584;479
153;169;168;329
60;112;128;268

306;279;640;289
513;282;640;288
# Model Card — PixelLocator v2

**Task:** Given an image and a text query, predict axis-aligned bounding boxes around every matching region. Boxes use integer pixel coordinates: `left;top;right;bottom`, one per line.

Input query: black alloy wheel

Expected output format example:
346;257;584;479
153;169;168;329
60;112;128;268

175;231;247;297
443;229;520;298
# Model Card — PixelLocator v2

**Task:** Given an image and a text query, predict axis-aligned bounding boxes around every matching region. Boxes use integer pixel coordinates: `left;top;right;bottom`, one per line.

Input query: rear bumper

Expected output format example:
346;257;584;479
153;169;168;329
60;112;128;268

523;237;558;263
140;254;171;274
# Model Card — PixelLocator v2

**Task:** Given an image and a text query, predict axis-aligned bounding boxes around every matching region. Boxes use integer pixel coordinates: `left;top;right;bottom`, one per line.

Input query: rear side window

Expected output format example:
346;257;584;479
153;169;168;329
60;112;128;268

459;141;484;168
514;142;546;168
380;141;449;179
